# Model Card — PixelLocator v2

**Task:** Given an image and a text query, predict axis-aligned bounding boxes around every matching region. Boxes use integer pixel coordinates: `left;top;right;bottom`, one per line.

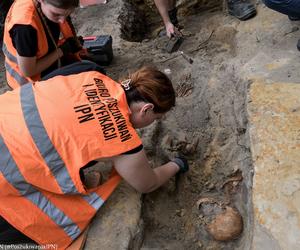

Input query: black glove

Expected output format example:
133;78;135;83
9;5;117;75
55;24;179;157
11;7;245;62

59;37;82;56
172;156;189;174
77;36;84;46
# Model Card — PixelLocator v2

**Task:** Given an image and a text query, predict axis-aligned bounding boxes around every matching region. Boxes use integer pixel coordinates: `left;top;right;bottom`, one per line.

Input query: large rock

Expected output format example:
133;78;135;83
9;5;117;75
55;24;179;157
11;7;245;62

248;80;300;250
84;182;143;250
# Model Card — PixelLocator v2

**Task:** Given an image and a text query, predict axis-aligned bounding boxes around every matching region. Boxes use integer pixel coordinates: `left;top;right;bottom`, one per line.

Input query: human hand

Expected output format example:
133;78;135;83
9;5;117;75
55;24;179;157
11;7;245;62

59;37;82;56
171;156;189;174
77;35;84;46
165;22;182;38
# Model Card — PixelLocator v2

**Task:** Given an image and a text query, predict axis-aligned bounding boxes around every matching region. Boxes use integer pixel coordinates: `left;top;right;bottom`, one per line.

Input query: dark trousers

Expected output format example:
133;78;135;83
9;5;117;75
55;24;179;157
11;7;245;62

42;60;106;80
0;216;36;244
263;0;300;17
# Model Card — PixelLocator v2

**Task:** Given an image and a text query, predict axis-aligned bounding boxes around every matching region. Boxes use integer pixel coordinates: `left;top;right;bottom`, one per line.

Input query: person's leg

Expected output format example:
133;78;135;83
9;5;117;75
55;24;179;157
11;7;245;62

263;0;300;18
42;60;106;81
0;216;37;244
227;0;257;21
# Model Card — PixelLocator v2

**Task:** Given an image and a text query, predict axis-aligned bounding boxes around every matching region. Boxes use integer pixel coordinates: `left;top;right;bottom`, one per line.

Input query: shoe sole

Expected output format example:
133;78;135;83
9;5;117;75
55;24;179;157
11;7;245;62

228;7;257;21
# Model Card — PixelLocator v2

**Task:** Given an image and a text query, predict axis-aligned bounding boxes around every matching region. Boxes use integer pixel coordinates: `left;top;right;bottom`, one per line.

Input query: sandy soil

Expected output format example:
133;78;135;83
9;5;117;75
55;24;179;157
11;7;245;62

0;1;261;249
72;3;253;249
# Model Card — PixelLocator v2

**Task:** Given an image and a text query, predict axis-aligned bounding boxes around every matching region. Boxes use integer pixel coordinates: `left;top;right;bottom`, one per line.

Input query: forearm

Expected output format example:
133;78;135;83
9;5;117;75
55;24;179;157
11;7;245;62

113;150;181;194
144;161;180;193
18;49;63;77
33;49;63;76
154;0;172;25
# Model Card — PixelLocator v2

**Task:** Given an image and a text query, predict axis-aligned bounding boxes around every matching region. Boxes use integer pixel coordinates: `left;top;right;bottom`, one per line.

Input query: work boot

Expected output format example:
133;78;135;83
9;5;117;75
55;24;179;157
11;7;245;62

288;15;300;21
227;0;257;21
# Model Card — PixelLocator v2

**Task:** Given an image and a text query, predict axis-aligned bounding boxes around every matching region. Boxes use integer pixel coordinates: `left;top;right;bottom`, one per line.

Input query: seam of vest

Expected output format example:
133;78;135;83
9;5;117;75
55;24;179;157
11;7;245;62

0;134;81;240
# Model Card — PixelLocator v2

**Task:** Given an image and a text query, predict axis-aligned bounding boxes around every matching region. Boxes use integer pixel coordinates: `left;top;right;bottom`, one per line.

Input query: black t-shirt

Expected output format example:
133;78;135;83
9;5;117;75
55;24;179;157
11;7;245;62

9;17;60;77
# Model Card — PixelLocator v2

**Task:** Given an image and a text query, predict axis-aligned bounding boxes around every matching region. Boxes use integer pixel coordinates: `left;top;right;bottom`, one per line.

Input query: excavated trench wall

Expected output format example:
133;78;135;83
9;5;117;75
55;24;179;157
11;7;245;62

118;0;222;41
0;1;254;249
116;1;254;249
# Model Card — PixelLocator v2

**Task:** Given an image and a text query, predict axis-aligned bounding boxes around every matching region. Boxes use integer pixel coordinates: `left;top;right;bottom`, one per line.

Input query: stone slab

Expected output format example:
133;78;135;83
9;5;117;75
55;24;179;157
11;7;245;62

248;80;300;250
84;182;143;250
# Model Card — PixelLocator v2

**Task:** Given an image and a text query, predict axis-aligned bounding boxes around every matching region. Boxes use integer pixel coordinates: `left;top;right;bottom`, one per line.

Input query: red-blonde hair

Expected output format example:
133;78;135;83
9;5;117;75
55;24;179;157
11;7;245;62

122;66;176;113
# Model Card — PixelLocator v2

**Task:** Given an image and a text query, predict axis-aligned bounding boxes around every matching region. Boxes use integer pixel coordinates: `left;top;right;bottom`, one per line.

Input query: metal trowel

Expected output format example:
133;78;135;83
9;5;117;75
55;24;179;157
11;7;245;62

165;35;184;53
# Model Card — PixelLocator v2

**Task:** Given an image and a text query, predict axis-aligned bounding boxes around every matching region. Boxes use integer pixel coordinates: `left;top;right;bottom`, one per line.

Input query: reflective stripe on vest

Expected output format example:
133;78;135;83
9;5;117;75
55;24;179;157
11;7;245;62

0;71;141;247
3;43;17;63
2;0;76;89
20;84;105;209
3;44;30;86
21;84;79;194
82;192;104;210
4;61;29;86
0;135;81;240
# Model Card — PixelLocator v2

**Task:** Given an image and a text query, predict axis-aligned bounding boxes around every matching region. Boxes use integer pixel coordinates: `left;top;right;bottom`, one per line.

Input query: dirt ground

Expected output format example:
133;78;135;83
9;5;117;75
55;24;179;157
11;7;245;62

71;2;254;249
0;1;264;249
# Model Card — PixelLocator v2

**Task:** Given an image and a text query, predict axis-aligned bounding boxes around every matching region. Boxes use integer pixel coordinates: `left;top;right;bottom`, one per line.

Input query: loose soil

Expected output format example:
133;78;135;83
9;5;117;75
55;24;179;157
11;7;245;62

73;3;254;249
0;1;266;249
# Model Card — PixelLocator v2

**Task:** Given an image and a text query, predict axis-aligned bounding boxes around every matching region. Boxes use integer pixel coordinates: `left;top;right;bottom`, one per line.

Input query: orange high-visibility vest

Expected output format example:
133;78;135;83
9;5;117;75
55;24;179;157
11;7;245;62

0;71;141;249
2;0;75;89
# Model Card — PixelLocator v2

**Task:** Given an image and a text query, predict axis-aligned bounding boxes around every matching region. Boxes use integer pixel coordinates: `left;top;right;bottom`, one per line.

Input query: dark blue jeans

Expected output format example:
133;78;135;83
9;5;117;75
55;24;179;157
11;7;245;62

263;0;300;18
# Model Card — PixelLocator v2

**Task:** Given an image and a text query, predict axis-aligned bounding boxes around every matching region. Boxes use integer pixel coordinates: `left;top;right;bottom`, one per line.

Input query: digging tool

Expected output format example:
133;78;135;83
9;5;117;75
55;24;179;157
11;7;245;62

165;35;184;53
179;51;193;64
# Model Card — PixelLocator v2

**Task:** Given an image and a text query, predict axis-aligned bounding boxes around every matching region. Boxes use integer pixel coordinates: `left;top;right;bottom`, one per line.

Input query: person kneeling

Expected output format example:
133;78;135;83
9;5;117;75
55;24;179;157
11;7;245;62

0;62;189;248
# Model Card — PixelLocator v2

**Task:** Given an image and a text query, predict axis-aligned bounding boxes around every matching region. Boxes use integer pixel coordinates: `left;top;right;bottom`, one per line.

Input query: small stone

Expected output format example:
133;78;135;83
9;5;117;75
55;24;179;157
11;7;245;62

197;240;203;248
164;68;172;75
207;183;215;190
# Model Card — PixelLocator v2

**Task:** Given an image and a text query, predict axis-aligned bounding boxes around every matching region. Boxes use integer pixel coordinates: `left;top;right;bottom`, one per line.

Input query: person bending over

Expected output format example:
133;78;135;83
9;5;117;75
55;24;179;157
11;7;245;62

0;62;189;248
2;0;86;89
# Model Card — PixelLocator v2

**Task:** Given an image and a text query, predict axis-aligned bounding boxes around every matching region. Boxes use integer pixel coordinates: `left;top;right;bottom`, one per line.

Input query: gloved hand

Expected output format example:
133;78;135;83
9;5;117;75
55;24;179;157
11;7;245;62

77;35;84;46
59;37;82;56
172;156;189;174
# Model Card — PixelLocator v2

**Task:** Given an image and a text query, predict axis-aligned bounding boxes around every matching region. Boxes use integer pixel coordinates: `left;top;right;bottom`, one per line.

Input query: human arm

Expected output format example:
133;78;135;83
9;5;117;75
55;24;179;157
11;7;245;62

42;61;105;80
17;50;63;78
10;24;64;78
153;0;181;38
11;24;81;78
17;35;83;77
112;149;180;193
